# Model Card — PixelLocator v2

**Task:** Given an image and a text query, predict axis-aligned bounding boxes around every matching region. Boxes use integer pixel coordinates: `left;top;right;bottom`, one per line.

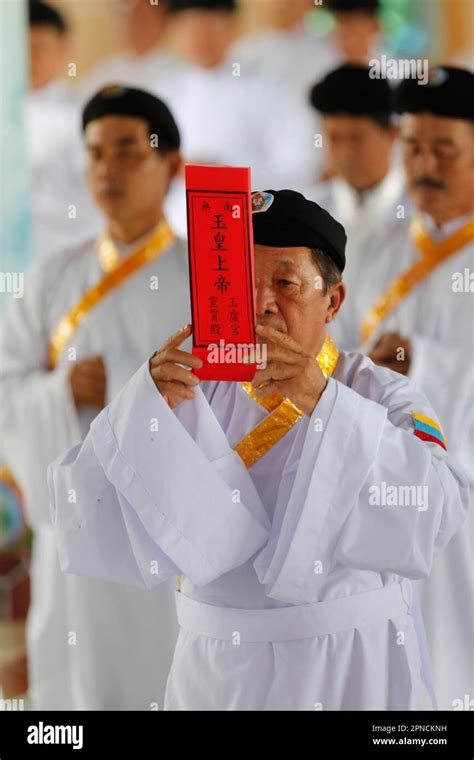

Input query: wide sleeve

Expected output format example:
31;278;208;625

0;256;82;525
254;371;470;605
48;360;270;589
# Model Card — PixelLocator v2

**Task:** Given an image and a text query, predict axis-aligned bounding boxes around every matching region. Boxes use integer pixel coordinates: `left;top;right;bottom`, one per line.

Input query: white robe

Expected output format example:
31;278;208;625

78;50;184;104
27;80;102;259
306;168;411;349
232;26;386;186
153;57;308;237
336;213;474;708
0;233;190;709
232;26;341;184
232;26;341;95
49;350;469;710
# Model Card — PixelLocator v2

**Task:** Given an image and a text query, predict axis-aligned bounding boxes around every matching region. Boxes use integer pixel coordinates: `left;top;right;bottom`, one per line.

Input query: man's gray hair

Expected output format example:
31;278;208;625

310;248;343;294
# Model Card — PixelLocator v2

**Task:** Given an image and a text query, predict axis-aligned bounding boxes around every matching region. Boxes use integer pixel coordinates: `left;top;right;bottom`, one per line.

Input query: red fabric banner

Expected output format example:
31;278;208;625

186;165;257;381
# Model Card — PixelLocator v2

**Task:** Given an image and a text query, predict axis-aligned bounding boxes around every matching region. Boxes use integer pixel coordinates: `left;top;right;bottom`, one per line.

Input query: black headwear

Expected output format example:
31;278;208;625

326;0;380;13
309;64;392;126
82;85;181;153
252;190;346;273
393;66;474;121
29;0;67;33
168;0;236;12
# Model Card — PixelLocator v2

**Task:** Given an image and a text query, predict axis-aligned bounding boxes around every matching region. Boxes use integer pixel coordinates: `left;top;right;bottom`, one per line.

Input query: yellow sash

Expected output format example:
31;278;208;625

236;334;339;469
49;219;175;368
360;215;474;345
0;221;176;523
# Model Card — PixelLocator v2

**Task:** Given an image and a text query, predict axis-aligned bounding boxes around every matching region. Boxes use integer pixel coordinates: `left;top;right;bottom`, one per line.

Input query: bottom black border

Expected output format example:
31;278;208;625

0;710;472;757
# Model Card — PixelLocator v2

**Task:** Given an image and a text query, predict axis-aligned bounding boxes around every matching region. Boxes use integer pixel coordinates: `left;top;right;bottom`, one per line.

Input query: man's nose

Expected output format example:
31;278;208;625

255;284;278;316
337;143;354;163
93;154;120;179
410;148;439;178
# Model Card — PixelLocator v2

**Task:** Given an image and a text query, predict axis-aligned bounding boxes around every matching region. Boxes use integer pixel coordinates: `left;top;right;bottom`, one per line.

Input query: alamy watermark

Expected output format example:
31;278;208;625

369;481;429;512
0;698;25;710
369;55;429;85
27;721;83;750
207;341;267;369
0;271;24;298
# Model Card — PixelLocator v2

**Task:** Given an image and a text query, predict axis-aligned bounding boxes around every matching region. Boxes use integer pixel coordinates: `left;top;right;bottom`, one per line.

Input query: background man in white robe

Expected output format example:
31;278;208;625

27;0;101;258
353;66;473;709
235;0;382;91
49;189;469;710
306;64;408;350
0;86;189;709
233;0;384;185
79;0;182;102
160;0;306;236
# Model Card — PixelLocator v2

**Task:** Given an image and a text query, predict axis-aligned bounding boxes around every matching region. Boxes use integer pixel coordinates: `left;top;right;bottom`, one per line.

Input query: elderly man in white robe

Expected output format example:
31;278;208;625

350;66;473;710
0;87;190;709
306;64;409;350
49;189;469;711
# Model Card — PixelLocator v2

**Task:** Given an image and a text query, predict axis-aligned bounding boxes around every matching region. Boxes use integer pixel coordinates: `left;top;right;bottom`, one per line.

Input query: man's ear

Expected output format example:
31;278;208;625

166;151;183;183
325;281;346;324
57;33;71;68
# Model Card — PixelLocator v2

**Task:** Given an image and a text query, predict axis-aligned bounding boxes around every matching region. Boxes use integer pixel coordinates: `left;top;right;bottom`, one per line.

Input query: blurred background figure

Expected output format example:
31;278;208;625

0;86;188;710
235;0;382;91
306;64;408;349
160;0;304;235
360;68;474;709
233;0;384;183
27;0;101;259
79;0;183;101
29;0;69;90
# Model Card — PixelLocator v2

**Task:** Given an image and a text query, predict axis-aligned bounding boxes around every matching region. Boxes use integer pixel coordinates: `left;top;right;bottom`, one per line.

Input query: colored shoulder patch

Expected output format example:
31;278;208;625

412;411;447;451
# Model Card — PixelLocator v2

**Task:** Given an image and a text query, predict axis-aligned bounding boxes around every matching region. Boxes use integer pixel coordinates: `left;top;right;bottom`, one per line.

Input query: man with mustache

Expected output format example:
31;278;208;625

355;66;473;709
49;189;469;710
0;86;188;708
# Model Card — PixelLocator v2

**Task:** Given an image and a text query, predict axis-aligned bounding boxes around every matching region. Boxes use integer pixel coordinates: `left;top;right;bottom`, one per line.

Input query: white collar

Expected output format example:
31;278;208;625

332;166;404;222
29;79;69;103
109;222;165;259
422;212;473;241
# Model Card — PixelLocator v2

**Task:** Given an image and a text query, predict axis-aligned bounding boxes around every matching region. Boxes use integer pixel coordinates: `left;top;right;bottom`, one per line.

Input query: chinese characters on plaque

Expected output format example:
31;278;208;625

186;165;257;381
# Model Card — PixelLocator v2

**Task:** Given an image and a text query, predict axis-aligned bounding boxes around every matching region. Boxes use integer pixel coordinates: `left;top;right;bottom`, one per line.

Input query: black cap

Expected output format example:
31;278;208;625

327;0;380;13
168;0;236;12
29;0;67;32
82;85;181;153
252;190;346;273
393;66;474;121
310;64;392;125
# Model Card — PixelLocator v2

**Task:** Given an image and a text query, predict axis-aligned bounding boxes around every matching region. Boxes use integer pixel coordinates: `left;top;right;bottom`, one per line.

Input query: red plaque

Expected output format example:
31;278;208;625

186;165;257;381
